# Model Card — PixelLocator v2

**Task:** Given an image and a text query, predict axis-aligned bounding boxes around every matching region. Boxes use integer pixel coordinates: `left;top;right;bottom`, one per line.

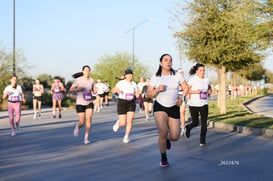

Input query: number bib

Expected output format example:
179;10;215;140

200;92;207;100
54;88;60;92
125;93;134;101
83;93;92;101
10;96;20;102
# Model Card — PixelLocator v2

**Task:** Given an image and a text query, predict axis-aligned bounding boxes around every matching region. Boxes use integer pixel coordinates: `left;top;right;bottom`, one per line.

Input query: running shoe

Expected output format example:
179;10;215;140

145;115;149;121
200;143;208;147
159;160;169;168
16;123;20;131
84;139;90;144
166;139;171;150
38;114;42;119
33;113;37;119
112;120;119;132
52;115;56;119
59;114;62;119
185;126;190;138
73;124;79;137
11;131;16;136
123;136;130;144
180;127;185;136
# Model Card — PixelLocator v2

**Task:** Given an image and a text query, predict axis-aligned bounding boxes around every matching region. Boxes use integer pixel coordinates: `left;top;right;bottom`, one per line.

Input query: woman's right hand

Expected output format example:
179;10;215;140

157;85;166;92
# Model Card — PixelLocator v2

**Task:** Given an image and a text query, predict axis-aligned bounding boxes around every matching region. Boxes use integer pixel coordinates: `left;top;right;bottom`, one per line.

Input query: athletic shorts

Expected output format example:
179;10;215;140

33;96;42;101
104;92;109;97
153;101;180;119
143;97;153;103
117;98;136;115
76;103;94;113
98;93;104;98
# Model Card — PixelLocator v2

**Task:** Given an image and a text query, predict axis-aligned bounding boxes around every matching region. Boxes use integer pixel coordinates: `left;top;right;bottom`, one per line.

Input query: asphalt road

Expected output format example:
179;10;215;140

1;102;273;181
246;94;273;118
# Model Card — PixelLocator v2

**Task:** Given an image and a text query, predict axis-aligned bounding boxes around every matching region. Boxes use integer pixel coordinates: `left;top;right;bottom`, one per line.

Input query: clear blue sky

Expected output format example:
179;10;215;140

0;0;271;82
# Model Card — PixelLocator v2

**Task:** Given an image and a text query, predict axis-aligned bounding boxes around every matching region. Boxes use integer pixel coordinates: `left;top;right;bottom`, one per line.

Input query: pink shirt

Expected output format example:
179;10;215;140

72;76;95;105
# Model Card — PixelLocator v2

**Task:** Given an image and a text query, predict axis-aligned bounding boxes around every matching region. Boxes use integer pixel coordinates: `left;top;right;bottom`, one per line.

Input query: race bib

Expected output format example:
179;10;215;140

200;92;207;100
54;88;60;92
125;93;134;101
10;96;20;102
83;93;92;101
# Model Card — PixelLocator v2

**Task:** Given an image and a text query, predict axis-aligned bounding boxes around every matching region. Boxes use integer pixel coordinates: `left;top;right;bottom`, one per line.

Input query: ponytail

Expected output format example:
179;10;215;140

72;65;90;79
72;72;83;78
189;63;204;75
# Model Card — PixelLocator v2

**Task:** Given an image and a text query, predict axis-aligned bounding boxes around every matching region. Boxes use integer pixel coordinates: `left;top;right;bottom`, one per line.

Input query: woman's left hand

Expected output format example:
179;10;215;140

176;97;182;106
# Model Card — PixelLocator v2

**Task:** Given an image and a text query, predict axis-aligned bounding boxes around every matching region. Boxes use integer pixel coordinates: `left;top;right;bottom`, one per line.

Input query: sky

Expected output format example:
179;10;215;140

0;0;272;83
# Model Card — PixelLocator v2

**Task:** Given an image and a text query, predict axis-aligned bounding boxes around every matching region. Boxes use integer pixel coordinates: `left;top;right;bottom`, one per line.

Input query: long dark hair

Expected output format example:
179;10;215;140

155;54;175;76
11;75;17;88
189;63;204;75
72;65;90;78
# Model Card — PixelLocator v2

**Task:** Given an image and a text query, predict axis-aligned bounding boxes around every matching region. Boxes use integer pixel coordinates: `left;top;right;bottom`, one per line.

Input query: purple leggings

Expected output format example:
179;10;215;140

8;102;21;131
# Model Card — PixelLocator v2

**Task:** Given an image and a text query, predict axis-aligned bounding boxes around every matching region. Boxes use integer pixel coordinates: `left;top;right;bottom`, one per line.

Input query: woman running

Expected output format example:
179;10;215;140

141;78;153;121
32;79;44;119
2;75;25;136
70;65;96;144
147;54;188;167
103;81;110;107
185;63;212;147
50;77;66;119
112;69;138;144
137;77;146;112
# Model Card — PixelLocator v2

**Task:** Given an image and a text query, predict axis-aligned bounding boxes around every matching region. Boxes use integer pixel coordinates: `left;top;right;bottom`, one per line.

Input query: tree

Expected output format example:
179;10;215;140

37;74;53;89
265;69;273;84
90;52;150;89
173;0;267;114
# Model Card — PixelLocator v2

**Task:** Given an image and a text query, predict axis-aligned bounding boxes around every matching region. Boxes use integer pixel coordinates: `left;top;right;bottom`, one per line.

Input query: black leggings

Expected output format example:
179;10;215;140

187;105;208;144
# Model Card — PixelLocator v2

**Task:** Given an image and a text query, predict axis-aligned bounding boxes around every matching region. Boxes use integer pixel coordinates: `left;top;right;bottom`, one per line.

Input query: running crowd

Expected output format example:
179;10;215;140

2;54;212;168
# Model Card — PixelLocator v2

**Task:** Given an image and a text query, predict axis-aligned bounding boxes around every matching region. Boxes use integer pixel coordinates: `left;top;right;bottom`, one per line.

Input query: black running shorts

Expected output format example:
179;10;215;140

76;103;94;113
117;98;136;115
153;101;180;119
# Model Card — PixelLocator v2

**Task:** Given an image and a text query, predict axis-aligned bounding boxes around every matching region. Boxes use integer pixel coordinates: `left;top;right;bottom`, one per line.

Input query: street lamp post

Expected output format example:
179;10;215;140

121;19;154;70
13;0;16;76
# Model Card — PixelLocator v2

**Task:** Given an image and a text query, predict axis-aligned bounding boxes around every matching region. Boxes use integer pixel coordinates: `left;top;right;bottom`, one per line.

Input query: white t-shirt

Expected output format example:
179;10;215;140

3;85;23;102
72;76;95;105
104;83;110;93
116;79;137;101
137;82;146;92
188;75;210;107
96;82;106;95
150;73;185;107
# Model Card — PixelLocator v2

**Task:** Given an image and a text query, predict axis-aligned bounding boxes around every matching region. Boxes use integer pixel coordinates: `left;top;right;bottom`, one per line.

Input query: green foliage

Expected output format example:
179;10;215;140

265;69;273;83
90;52;150;89
20;76;34;91
37;74;53;88
174;0;266;70
240;62;265;81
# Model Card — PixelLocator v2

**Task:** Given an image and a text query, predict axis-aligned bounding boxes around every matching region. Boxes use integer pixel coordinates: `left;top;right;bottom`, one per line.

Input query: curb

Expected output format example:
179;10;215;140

208;94;273;138
208;120;273;138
